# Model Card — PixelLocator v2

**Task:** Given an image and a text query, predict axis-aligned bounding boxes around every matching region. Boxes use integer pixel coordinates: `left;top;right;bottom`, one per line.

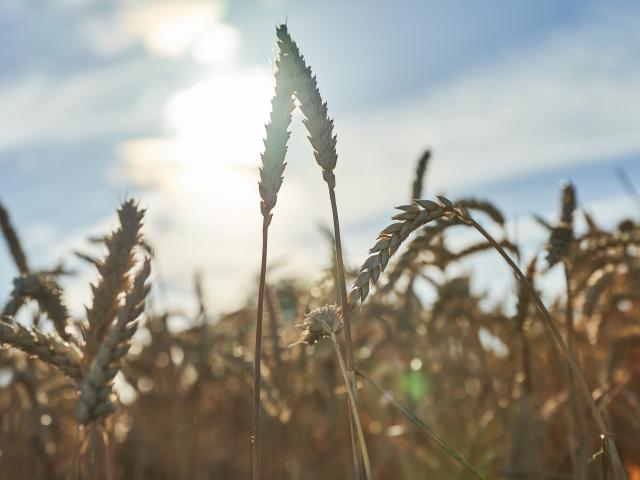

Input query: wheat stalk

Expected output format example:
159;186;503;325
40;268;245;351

253;31;295;480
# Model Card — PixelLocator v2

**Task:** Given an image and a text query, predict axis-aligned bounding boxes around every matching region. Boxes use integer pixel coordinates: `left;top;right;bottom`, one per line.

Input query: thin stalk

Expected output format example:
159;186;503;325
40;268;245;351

463;215;627;480
253;216;269;480
331;334;372;480
328;184;364;477
564;262;587;480
355;368;486;480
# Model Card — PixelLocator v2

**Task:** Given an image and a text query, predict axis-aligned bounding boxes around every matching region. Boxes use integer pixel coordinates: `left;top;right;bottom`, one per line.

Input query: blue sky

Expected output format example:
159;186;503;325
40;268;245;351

1;0;639;313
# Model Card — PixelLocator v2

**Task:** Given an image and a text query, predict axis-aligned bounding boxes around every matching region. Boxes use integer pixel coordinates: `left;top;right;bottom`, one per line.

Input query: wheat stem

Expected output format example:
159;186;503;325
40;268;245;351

331;334;371;480
253;217;268;480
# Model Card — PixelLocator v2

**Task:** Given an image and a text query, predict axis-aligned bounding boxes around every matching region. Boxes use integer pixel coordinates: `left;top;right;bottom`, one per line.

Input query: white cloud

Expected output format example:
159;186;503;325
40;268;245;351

0;59;166;152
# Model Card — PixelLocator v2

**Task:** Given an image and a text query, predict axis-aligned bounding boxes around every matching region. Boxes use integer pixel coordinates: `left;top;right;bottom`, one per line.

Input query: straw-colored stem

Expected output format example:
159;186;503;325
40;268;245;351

464;215;627;479
331;334;371;480
328;185;364;477
355;368;486;480
253;216;269;480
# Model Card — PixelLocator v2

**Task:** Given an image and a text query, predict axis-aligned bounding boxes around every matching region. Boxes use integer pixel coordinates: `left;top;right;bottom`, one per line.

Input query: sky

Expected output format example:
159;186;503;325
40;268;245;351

1;0;639;317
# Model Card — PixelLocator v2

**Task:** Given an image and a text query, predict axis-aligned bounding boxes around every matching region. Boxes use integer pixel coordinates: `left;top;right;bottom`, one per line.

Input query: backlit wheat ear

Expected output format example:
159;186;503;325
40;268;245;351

76;257;151;425
84;199;145;360
258;39;295;220
0;201;30;274
0;317;83;379
276;24;338;187
546;181;576;267
349;198;452;308
3;273;71;340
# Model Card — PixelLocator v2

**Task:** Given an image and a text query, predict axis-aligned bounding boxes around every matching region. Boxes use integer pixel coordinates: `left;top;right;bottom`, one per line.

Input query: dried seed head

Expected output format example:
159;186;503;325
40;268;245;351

296;304;343;345
546;182;577;267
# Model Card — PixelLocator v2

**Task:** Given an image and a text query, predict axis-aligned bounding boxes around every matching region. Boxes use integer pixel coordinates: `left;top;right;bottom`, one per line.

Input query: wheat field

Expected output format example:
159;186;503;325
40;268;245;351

1;24;639;480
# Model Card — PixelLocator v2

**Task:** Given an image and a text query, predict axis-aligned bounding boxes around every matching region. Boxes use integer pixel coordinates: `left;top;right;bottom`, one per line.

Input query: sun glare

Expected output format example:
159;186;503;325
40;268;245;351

165;68;274;174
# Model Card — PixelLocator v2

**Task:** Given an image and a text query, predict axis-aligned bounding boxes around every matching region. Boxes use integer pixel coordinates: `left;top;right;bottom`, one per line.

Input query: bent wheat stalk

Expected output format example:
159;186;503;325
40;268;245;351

453;206;626;480
253;33;295;480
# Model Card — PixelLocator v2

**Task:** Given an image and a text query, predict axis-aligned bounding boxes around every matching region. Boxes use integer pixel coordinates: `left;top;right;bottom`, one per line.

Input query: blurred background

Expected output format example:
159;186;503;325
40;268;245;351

1;0;639;316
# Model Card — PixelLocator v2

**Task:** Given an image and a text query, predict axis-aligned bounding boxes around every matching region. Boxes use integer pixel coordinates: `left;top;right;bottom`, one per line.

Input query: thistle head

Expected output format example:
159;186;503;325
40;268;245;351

296;304;343;345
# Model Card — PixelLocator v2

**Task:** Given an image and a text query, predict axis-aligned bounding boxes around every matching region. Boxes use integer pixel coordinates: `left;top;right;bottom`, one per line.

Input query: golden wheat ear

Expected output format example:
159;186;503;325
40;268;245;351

0;316;83;379
83;199;145;361
3;273;71;340
76;257;151;424
350;198;453;308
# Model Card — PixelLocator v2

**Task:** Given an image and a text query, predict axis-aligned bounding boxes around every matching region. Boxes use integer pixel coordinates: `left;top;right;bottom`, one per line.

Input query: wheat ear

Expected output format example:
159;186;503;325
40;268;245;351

76;258;151;424
0;317;83;379
546;181;576;267
83;200;144;361
411;150;431;200
349;198;451;308
253;33;295;480
3;273;71;340
0;201;29;274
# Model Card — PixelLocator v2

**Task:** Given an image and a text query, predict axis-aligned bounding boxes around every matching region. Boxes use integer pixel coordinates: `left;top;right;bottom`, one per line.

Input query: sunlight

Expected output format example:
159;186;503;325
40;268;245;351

165;67;274;174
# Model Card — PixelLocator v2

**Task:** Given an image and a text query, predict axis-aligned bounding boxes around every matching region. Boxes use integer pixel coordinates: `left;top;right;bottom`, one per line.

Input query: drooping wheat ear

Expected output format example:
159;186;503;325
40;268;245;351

0;317;83;379
0;201;29;274
411;150;431;200
84;200;145;360
349;198;451;308
3;273;71;340
76;257;151;425
258;42;295;221
276;24;338;187
546;181;576;266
